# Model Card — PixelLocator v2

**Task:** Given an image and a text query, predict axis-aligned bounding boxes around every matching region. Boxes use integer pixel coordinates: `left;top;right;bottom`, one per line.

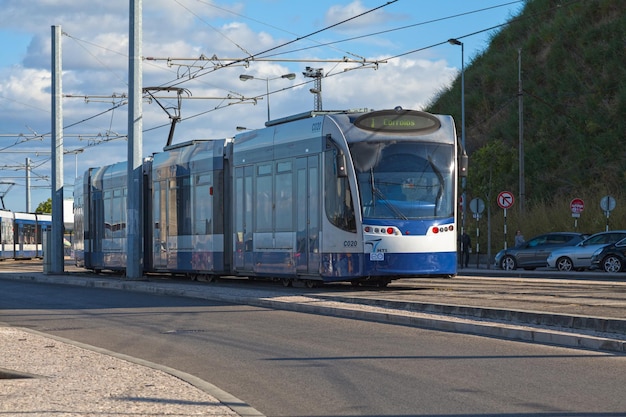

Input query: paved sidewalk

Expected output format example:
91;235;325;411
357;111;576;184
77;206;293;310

0;326;255;417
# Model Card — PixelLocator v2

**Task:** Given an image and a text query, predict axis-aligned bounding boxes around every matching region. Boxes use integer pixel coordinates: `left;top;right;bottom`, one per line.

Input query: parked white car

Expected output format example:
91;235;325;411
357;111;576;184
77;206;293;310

546;231;626;271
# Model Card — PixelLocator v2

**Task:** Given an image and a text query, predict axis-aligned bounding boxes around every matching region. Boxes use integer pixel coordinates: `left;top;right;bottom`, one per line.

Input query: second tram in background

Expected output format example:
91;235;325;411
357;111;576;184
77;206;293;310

0;210;51;259
74;107;466;286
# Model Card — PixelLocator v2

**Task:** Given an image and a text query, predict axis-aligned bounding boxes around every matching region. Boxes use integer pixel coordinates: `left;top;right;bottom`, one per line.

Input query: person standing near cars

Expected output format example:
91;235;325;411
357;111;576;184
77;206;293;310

515;230;525;247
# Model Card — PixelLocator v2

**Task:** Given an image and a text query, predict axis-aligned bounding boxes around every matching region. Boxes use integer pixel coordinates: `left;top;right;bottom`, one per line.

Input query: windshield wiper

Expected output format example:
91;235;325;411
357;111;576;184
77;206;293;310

428;156;445;216
370;170;408;220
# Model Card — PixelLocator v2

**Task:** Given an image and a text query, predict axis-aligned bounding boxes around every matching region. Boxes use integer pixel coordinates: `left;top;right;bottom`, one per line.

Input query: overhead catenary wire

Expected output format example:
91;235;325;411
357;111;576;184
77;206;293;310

41;0;525;139
2;0;556;188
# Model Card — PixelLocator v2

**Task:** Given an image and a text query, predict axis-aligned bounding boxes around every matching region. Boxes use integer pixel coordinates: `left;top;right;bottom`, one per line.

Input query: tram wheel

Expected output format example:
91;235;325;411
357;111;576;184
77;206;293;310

281;278;292;287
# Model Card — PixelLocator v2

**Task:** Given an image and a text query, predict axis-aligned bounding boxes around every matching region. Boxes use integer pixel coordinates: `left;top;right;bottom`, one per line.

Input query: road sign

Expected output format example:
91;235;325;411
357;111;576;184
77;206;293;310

570;198;584;214
497;191;514;209
600;195;616;212
469;197;485;214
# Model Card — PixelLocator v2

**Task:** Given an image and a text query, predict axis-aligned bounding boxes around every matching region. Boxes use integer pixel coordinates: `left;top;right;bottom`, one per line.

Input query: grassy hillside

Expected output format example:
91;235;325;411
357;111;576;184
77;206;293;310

426;0;626;253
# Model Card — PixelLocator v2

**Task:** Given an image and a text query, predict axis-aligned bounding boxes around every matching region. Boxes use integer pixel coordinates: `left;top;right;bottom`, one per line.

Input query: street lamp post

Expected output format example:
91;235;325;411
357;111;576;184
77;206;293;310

239;73;296;121
448;38;466;266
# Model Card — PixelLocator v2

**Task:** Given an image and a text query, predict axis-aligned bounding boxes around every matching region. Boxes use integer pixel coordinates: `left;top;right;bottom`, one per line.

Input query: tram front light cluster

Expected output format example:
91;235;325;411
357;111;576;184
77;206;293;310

432;225;454;234
363;226;400;235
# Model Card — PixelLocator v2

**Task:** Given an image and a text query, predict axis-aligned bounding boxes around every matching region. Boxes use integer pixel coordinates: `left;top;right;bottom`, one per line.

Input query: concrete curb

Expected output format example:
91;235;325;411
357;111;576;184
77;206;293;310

4;272;626;353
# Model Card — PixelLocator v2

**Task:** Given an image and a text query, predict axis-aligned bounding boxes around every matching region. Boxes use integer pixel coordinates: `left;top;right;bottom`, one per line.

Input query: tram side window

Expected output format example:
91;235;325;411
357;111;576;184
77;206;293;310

104;190;112;238
255;164;273;232
178;177;192;236
23;224;36;244
324;148;356;232
194;174;212;235
275;161;293;231
1;220;13;244
103;189;126;238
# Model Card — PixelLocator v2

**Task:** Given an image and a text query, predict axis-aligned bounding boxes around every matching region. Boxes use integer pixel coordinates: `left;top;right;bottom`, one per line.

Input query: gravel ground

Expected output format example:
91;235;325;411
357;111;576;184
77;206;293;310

0;327;242;417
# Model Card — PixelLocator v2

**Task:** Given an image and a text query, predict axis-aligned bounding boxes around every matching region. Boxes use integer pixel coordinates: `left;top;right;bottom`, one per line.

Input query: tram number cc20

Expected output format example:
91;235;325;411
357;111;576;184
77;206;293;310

311;121;322;133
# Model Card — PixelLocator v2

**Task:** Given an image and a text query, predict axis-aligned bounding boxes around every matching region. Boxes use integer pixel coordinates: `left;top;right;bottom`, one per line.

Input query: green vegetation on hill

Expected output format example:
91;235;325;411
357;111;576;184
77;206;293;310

426;0;626;253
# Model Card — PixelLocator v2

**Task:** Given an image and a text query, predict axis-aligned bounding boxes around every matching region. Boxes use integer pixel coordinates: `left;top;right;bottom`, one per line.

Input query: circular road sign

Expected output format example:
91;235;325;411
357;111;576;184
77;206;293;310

600;195;616;212
570;198;584;214
469;197;485;214
497;191;514;209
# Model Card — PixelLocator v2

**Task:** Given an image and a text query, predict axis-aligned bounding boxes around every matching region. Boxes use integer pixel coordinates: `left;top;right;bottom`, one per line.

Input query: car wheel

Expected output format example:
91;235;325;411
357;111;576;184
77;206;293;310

500;255;517;270
556;257;574;271
602;255;623;273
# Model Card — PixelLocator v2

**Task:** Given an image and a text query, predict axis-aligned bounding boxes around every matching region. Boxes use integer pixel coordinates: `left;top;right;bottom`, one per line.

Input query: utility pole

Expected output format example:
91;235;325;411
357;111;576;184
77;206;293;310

126;0;143;280
25;158;31;212
303;67;323;111
51;25;64;273
518;48;525;214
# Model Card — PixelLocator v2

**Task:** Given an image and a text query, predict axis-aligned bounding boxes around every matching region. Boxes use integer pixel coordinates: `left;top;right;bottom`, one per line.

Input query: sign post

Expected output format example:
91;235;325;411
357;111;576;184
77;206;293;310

570;198;584;231
470;198;485;268
497;191;515;249
600;195;616;231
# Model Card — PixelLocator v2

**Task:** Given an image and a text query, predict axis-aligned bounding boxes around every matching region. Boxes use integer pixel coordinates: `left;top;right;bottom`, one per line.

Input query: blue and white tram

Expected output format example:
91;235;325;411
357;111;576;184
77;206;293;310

0;209;15;260
13;212;51;259
0;210;51;259
231;107;460;283
76;107;464;285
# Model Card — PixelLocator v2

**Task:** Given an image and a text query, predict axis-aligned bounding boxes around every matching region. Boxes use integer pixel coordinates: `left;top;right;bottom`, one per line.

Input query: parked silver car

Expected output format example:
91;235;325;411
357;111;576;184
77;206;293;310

547;231;626;271
494;232;587;270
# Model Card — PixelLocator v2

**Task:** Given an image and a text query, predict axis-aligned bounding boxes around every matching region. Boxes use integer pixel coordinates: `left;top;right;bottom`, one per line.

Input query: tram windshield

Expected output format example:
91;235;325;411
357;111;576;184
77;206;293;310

352;141;454;220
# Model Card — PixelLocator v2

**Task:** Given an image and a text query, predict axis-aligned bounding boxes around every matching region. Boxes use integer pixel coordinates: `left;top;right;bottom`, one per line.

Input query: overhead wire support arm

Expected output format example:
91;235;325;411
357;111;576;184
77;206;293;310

145;56;386;64
145;55;387;71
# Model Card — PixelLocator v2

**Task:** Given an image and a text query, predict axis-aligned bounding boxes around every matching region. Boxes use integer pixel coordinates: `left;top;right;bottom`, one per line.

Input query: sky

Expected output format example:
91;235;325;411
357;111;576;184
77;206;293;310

0;0;525;213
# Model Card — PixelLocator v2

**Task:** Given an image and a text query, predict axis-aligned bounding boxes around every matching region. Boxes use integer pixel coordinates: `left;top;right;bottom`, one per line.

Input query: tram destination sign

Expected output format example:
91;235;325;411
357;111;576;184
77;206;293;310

354;109;441;134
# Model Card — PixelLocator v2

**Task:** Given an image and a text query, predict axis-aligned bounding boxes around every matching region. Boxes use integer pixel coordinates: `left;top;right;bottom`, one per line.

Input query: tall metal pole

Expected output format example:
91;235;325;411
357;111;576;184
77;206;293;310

25;157;31;212
126;0;143;279
265;78;271;121
448;38;466;263
51;25;64;273
518;48;525;214
460;42;466;238
303;67;323;111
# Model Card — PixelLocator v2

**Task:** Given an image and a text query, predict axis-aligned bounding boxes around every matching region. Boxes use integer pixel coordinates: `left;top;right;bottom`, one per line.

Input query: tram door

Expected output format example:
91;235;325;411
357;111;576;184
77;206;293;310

234;165;254;272
152;180;168;269
296;155;320;274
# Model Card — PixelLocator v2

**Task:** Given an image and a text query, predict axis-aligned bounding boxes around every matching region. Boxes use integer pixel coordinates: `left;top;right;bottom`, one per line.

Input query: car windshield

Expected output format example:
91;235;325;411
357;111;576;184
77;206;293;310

581;233;626;246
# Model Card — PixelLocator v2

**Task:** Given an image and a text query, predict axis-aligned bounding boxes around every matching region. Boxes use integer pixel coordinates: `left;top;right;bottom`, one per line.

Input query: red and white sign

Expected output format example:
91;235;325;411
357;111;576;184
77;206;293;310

497;191;515;209
570;198;584;214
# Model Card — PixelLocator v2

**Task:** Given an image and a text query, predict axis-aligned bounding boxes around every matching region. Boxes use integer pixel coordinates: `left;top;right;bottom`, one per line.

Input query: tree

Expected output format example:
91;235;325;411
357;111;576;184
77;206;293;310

35;198;52;214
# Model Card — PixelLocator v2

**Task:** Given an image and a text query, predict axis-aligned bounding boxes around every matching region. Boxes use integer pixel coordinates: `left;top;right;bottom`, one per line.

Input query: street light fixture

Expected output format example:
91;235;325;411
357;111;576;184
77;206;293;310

448;38;467;265
239;73;296;121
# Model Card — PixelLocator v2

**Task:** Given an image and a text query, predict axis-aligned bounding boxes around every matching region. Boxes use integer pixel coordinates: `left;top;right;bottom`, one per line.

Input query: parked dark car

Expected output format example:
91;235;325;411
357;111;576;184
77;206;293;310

494;232;587;270
590;237;626;272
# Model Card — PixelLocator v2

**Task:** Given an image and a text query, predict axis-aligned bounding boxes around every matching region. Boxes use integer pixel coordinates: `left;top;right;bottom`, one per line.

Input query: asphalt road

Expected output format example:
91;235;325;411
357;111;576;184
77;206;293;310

2;278;626;417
